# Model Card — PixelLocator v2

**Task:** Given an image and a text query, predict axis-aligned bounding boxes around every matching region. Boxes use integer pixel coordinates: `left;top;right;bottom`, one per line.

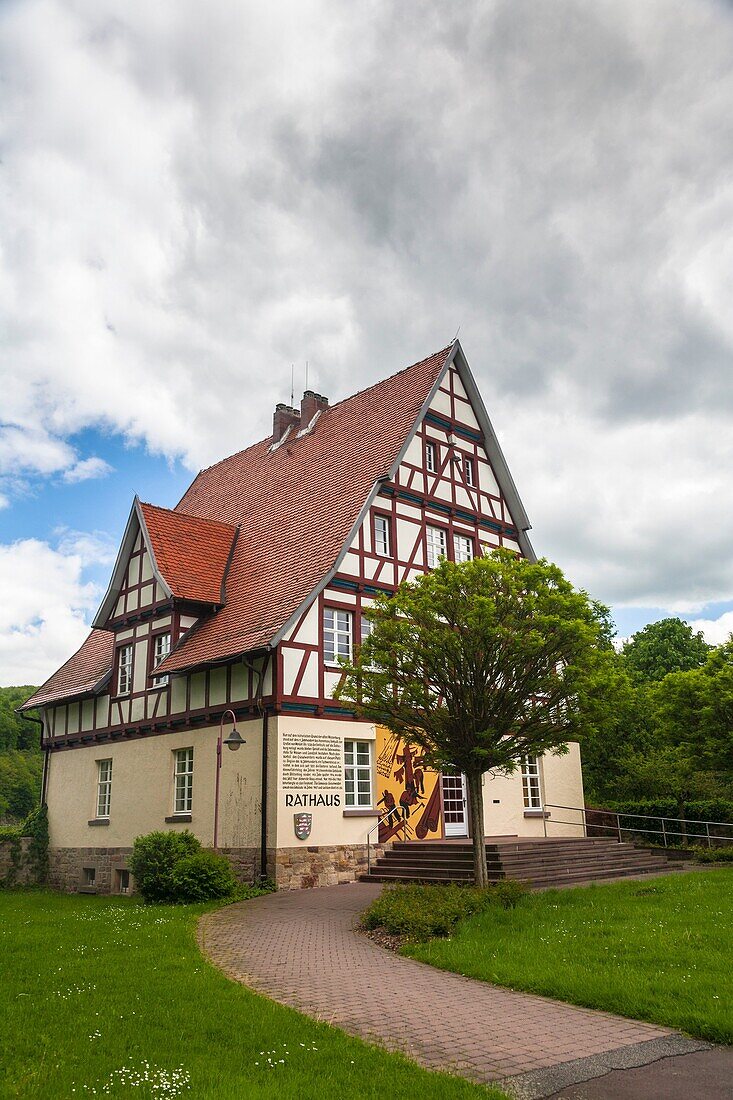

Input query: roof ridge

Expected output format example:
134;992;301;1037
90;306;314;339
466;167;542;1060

186;343;454;483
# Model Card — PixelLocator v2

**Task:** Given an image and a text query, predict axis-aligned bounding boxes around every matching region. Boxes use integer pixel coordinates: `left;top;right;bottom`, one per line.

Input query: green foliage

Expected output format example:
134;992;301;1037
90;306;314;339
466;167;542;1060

406;872;733;1045
622;618;710;683
338;551;607;884
362;881;528;941
0;686;40;751
170;850;237;902
128;830;202;903
653;640;733;773
693;846;733;862
0;750;43;821
0;803;48;887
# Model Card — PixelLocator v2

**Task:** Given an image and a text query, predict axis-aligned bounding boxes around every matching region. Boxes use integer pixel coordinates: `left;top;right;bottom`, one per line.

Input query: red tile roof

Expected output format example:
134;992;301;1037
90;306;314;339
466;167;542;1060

138;502;237;605
161;345;452;672
20;629;114;710
23;345;452;705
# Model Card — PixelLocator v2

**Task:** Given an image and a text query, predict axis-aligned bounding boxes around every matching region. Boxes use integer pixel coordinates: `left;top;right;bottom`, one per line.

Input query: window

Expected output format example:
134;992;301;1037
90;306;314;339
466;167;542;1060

453;534;474;564
117;644;133;696
425;441;437;473
96;759;112;818
174;748;194;814
344;740;373;807
83;867;96;887
152;632;171;686
374;514;391;557
115;868;130;894
426;525;448;568
323;608;353;664
521;757;542;809
464;457;475;486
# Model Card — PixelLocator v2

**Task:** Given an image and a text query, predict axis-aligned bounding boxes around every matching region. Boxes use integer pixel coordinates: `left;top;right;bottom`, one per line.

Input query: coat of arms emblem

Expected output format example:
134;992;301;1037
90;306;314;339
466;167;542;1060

293;812;312;840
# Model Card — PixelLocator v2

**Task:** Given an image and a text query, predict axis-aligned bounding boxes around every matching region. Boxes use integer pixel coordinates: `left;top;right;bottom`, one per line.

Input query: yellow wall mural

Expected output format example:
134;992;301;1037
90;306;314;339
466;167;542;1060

375;726;443;843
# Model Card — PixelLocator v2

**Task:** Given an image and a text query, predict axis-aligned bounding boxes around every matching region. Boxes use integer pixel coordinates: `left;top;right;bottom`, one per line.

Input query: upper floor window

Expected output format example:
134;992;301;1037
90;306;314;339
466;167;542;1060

117;644;133;696
344;740;373;807
324;608;353;665
425;441;437;473
464;457;475;486
96;759;112;818
174;748;194;814
426;525;447;569
453;534;474;564
521;756;542;809
374;514;391;557
152;632;171;687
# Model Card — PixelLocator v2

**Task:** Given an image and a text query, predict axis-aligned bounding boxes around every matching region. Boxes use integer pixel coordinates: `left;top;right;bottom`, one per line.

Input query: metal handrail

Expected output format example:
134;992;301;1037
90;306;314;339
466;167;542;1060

542;802;733;848
366;811;407;873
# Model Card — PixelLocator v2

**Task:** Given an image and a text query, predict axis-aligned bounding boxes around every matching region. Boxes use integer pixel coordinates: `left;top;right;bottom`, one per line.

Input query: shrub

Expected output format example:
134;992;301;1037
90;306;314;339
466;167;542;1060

129;830;202;903
170;851;237;902
362;881;528;942
692;846;733;863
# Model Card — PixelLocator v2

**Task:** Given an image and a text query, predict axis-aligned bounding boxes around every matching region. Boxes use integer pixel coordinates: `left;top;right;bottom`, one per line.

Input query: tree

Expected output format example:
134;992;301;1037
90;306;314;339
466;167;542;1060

653;639;733;774
622;618;710;683
0;686;40;751
337;550;607;886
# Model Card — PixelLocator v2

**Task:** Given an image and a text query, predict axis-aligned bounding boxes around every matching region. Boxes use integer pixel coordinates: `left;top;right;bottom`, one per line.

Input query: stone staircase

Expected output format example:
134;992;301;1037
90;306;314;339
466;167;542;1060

361;835;674;888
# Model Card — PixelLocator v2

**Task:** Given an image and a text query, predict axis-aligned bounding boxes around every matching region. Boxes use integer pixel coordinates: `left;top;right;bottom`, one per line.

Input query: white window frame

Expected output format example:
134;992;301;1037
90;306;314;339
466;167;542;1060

174;748;194;815
96;759;112;819
464;456;475;486
117;644;133;696
344;740;373;808
425;441;437;473
373;515;391;557
426;525;448;568
323;608;353;665
453;534;474;564
152;632;171;687
521;756;542;810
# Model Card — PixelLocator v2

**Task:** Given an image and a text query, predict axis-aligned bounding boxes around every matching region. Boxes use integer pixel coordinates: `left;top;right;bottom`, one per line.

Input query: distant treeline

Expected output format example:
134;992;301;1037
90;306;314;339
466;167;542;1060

0;686;41;822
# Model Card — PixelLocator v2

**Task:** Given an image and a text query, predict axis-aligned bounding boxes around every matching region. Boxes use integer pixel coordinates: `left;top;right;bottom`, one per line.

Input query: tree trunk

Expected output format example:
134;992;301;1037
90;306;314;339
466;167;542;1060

467;771;489;888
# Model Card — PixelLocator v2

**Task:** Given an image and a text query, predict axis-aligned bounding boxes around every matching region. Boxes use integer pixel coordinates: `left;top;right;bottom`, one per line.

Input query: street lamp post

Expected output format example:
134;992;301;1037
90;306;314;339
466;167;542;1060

213;709;245;850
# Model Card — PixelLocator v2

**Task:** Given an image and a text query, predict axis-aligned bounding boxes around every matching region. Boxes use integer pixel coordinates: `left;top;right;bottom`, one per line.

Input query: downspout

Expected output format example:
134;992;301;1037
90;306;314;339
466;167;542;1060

20;711;47;804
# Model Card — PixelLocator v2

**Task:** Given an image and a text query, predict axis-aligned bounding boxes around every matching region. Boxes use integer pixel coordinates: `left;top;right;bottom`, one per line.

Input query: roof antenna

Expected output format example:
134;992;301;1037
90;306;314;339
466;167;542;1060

290;364;294;407
305;360;309;391
453;324;461;342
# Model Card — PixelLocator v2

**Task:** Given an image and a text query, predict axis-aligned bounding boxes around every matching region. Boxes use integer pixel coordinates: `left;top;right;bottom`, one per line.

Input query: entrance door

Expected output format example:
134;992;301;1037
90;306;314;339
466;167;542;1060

442;771;468;837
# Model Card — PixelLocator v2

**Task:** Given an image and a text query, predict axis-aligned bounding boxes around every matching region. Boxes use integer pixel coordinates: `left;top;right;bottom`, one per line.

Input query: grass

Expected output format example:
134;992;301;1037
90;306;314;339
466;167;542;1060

0;890;506;1100
402;870;733;1045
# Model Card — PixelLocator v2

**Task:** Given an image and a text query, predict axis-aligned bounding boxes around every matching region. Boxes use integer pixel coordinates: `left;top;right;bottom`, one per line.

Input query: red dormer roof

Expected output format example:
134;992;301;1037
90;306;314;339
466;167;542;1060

138;503;238;606
20;629;114;710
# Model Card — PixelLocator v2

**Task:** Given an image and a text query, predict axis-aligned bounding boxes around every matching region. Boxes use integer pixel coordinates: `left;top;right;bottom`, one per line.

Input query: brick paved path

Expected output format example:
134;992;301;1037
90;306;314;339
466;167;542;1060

198;883;707;1098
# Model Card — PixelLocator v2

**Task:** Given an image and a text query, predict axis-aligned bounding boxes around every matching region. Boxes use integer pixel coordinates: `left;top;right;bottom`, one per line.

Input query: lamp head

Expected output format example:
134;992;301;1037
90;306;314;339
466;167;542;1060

223;727;245;752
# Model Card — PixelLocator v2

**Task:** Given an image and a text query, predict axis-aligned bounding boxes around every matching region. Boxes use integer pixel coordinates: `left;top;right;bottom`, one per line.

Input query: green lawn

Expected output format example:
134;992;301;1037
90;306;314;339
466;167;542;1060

0;891;503;1100
405;870;733;1044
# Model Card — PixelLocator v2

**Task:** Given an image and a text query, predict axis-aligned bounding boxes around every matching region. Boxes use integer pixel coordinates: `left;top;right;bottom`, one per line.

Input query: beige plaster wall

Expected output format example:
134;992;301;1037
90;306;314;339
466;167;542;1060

46;718;266;851
482;743;585;838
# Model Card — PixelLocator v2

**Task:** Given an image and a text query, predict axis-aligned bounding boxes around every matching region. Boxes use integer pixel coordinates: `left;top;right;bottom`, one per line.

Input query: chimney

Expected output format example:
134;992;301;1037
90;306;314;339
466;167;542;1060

272;403;300;441
300;390;329;425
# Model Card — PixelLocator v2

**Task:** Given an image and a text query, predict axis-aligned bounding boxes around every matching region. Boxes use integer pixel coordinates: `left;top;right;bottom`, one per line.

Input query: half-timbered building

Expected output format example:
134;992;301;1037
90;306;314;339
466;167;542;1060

21;342;585;893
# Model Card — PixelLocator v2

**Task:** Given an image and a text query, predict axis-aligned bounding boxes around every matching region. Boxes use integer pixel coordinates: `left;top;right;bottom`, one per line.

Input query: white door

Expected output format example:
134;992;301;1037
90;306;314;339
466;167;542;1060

442;771;468;837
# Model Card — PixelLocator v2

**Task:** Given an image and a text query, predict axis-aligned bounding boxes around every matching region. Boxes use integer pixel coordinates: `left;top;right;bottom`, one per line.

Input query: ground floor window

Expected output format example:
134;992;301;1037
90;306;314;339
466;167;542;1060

521;756;542;809
174;748;194;814
344;740;372;807
96;759;112;818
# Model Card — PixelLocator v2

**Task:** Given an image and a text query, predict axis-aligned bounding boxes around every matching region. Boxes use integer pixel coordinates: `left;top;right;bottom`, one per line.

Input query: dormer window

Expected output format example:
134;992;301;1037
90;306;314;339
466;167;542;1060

374;514;391;557
117;644;133;696
425;441;437;474
152;632;171;687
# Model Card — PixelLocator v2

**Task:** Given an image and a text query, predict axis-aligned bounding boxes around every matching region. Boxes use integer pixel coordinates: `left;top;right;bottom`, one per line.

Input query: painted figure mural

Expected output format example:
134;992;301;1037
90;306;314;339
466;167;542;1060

376;727;442;842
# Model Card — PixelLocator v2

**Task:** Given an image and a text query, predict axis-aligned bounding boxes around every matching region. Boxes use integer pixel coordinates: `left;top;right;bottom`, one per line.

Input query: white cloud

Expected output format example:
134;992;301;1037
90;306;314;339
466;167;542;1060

62;456;113;483
687;611;733;646
0;535;110;685
0;0;732;627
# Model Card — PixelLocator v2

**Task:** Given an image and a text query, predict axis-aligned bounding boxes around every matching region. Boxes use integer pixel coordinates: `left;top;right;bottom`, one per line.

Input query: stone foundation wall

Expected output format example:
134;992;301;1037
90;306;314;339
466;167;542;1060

50;847;134;894
272;843;385;890
218;847;262;885
0;836;37;886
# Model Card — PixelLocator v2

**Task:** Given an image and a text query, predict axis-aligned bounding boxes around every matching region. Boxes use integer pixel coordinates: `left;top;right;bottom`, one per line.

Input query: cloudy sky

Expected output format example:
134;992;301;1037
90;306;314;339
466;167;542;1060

2;0;733;685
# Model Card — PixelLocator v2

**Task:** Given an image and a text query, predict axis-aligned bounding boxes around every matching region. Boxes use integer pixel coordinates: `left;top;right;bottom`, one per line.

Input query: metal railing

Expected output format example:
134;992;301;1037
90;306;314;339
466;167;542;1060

366;811;407;873
542;803;733;848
